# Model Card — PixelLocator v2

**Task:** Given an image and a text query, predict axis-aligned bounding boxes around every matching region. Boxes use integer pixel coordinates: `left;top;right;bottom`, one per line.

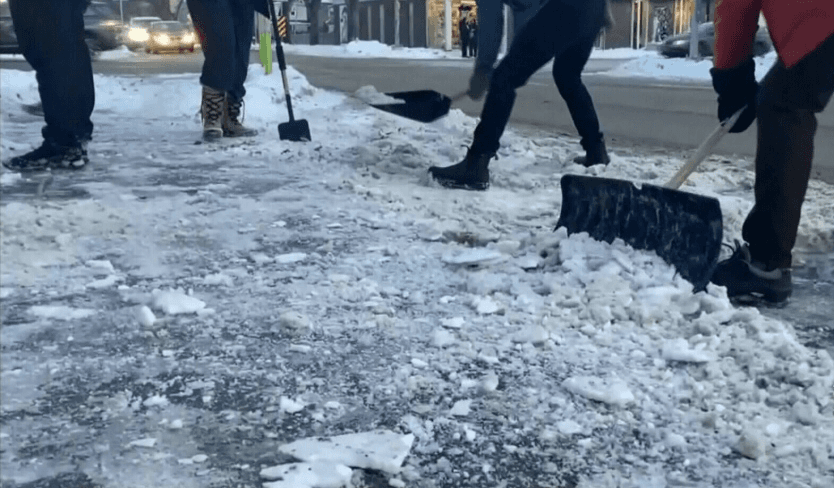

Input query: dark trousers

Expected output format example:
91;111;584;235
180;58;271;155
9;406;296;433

9;0;94;147
460;26;469;57
744;33;834;269
187;0;255;101
471;0;605;156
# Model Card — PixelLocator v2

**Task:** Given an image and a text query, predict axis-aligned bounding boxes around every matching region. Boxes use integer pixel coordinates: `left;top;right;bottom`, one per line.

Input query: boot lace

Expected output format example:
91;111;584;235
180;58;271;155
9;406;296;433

202;92;224;124
227;98;245;127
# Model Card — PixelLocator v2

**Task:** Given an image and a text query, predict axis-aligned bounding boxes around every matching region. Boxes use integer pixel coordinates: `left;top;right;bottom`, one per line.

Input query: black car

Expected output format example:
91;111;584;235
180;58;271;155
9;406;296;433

659;22;772;58
0;0;124;56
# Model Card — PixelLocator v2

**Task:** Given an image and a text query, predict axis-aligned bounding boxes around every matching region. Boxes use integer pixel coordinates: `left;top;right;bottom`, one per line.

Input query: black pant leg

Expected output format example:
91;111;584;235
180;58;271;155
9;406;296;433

742;33;834;269
229;0;256;101
9;0;94;146
471;0;601;155
552;33;603;150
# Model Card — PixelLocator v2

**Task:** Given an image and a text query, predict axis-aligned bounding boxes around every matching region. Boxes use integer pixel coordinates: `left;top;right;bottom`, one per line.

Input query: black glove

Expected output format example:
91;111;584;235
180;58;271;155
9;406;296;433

468;66;491;101
710;59;759;133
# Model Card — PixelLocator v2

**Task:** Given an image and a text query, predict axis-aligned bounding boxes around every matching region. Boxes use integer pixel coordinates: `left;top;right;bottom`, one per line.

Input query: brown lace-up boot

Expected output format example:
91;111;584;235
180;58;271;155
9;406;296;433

223;96;258;137
201;85;225;141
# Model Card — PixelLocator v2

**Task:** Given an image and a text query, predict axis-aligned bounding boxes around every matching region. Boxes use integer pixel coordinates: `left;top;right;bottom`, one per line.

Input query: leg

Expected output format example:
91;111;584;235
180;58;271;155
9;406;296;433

552;33;604;156
228;0;256;102
743;33;834;269
223;0;258;137
9;0;93;147
187;0;236;92
471;2;577;155
710;33;833;303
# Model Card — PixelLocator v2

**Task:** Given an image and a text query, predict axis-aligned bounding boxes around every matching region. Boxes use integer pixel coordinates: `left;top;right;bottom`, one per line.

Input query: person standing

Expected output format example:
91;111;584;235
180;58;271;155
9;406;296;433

2;0;94;171
188;0;263;141
428;0;613;190
459;7;471;58
467;12;478;57
708;0;834;304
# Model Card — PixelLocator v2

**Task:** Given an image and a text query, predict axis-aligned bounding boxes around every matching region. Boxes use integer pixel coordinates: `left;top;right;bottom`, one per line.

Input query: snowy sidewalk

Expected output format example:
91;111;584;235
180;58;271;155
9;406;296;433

1;66;833;488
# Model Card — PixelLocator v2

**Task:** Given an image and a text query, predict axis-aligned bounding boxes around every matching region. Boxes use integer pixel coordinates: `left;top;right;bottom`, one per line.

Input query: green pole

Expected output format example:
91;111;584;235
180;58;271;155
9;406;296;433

260;32;273;74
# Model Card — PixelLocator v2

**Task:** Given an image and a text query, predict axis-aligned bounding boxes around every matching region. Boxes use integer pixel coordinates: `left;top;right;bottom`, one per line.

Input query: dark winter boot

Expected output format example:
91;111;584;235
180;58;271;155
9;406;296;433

573;138;610;167
2;141;88;172
710;240;792;304
427;148;493;191
223;96;258;138
201;85;225;141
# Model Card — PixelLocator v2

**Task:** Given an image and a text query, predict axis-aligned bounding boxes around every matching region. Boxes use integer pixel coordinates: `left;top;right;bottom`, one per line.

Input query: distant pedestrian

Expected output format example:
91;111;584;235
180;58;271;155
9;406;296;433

708;0;834;304
428;0;614;190
459;8;471;58
2;0;94;172
467;14;478;57
187;0;264;141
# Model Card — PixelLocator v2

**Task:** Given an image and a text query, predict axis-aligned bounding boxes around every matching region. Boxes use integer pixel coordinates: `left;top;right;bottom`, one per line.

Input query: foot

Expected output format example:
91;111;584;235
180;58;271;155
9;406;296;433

202;128;223;141
428;150;492;191
710;240;792;304
223;97;258;138
2;142;88;172
573;138;610;167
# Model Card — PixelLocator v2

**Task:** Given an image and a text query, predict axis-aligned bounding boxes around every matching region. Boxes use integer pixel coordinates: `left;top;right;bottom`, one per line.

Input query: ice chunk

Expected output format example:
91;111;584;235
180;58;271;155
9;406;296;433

152;289;206;315
261;461;352;488
441;248;503;266
661;338;717;363
279;430;415;474
562;376;635;407
449;399;472;416
133;305;156;327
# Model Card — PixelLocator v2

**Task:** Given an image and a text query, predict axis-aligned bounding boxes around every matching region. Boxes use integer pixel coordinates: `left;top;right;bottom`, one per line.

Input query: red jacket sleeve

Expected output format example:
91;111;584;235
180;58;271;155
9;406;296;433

713;0;763;70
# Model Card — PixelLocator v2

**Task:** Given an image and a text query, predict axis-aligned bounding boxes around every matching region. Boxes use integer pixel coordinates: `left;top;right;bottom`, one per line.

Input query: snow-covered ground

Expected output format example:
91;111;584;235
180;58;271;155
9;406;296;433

1;46;833;488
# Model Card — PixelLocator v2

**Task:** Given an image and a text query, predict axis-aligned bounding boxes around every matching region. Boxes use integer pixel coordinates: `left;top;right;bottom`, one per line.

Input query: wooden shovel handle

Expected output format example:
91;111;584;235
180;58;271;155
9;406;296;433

664;107;745;190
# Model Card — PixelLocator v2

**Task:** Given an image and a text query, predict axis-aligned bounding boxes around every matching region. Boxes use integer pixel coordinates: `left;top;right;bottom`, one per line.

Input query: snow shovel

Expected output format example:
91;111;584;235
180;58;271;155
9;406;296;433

267;0;311;142
370;90;468;123
555;108;744;292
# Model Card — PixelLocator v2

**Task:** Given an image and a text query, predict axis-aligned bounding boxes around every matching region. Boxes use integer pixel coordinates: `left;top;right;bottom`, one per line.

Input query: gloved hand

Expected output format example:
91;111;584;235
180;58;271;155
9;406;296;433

710;58;759;133
467;66;491;101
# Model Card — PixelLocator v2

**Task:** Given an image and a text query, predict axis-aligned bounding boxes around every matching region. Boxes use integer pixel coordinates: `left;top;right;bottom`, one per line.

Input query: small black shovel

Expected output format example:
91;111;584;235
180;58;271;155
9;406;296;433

267;0;311;142
370;90;468;123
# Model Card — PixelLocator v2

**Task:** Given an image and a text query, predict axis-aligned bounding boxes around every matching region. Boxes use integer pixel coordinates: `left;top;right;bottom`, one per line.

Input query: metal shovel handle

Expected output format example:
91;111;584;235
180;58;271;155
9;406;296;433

266;0;296;122
664;107;745;189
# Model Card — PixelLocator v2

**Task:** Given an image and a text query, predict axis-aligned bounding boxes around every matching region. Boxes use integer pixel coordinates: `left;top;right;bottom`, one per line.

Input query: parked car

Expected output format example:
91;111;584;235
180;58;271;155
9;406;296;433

0;0;19;54
124;15;163;51
0;0;124;56
145;20;196;54
659;22;772;58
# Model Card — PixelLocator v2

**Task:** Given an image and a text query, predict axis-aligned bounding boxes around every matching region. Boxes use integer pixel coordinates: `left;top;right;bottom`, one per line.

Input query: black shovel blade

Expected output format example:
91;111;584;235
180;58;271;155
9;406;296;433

278;119;312;142
555;174;723;291
370;90;452;123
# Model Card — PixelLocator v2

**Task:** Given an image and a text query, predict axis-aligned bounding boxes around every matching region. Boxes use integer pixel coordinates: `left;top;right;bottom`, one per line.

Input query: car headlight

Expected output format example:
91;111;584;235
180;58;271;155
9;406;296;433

182;33;195;43
128;28;149;42
101;20;119;27
155;34;170;44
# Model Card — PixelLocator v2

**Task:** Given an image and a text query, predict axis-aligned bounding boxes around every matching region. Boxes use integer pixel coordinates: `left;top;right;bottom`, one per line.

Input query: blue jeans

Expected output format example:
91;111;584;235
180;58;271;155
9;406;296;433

472;0;606;155
187;0;256;101
9;0;94;147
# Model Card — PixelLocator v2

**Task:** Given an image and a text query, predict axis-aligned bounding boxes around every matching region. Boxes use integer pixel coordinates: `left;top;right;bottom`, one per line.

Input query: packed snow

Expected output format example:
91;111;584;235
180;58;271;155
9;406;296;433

1;43;833;488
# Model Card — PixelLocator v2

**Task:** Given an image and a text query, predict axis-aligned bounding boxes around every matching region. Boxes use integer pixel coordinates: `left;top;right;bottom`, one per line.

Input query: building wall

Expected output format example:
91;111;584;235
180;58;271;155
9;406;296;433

605;0;712;49
357;0;425;47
